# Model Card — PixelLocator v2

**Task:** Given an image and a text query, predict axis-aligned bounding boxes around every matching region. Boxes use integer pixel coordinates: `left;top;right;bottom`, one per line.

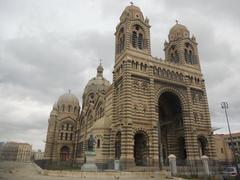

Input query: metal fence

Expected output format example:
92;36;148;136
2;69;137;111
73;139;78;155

35;159;237;179
163;159;236;179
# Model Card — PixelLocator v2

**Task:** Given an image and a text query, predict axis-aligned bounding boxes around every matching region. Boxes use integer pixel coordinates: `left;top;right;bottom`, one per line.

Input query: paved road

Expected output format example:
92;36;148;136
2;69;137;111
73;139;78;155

0;161;185;180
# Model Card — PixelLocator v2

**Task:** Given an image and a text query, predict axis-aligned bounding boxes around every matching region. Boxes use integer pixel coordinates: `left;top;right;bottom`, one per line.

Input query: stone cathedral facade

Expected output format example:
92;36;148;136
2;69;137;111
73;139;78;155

44;4;216;169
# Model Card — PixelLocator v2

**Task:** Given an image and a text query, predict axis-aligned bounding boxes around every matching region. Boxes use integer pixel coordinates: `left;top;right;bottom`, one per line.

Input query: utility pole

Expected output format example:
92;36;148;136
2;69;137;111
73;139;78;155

221;102;239;177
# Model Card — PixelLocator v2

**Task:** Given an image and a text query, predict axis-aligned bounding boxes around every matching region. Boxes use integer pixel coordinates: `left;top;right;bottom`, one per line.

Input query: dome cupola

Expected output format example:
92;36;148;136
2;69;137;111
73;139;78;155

120;3;144;22
168;21;190;41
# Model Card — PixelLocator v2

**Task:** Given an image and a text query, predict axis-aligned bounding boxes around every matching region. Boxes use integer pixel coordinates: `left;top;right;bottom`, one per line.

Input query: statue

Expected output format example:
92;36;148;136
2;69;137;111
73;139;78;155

87;134;95;152
81;134;98;171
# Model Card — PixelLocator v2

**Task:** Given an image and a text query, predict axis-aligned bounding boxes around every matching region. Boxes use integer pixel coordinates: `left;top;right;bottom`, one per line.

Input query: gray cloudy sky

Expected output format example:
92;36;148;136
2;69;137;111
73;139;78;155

0;0;240;150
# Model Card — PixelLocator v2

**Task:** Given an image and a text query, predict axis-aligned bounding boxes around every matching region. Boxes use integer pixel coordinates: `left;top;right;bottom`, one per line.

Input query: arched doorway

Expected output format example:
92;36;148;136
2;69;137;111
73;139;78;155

134;131;148;166
60;146;70;161
158;91;185;164
115;131;121;160
198;136;208;157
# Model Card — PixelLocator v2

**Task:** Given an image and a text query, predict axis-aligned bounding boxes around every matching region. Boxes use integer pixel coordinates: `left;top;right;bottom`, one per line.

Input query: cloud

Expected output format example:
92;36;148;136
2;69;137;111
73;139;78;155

0;0;240;150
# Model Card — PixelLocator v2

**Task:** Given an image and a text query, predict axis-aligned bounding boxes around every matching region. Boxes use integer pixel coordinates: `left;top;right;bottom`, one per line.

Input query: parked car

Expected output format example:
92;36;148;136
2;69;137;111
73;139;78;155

222;166;237;178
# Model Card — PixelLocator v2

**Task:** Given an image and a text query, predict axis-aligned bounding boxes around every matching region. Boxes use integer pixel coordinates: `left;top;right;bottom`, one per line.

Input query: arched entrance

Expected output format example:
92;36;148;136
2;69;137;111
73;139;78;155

134;131;148;166
60;146;70;161
115;131;121;160
158;91;185;164
198;136;208;157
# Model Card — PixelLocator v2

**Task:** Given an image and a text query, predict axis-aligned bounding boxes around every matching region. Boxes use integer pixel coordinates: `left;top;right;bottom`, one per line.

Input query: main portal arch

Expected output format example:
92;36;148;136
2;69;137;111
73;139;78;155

158;90;186;164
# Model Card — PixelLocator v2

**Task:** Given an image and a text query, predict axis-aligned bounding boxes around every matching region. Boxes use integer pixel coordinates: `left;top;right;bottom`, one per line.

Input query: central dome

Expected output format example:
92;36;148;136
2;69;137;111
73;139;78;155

84;63;110;95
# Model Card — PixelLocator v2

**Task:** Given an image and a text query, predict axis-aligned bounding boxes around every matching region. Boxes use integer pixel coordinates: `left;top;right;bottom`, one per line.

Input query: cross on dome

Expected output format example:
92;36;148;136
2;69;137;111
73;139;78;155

97;59;104;77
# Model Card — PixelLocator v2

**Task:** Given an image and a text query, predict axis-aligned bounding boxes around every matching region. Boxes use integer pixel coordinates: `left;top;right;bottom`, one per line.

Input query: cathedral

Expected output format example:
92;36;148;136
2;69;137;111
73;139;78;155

44;4;216;170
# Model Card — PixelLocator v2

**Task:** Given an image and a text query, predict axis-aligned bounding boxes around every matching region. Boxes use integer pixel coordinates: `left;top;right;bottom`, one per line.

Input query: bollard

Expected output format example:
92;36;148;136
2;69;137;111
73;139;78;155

201;155;210;176
168;154;177;176
114;159;120;171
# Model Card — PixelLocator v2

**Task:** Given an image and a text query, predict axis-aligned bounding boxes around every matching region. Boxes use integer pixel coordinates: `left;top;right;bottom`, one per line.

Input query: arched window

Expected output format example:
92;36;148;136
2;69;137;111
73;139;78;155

138;33;143;49
60;132;63;140
189;50;193;64
174;51;179;62
144;64;147;71
184;49;188;62
97;139;101;148
170;53;174;62
136;62;139;69
88;93;95;104
65;133;68;140
132;31;137;48
68;105;71;112
132;25;145;50
70;133;73;141
62;105;65;112
119;28;125;53
169;45;179;63
185;43;196;64
74;106;77;114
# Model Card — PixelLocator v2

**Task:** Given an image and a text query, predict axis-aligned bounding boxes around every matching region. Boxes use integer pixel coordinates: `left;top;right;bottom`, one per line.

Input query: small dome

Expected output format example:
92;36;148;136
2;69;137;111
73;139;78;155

57;91;79;108
120;3;144;22
168;21;190;41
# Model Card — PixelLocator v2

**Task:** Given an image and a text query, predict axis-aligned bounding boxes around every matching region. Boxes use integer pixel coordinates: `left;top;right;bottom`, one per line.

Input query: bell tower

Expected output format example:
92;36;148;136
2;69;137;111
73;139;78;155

164;21;201;70
115;3;151;62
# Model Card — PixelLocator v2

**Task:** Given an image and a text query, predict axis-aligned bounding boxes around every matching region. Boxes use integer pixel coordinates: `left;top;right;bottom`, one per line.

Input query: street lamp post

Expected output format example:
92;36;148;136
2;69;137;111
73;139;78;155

221;102;239;177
